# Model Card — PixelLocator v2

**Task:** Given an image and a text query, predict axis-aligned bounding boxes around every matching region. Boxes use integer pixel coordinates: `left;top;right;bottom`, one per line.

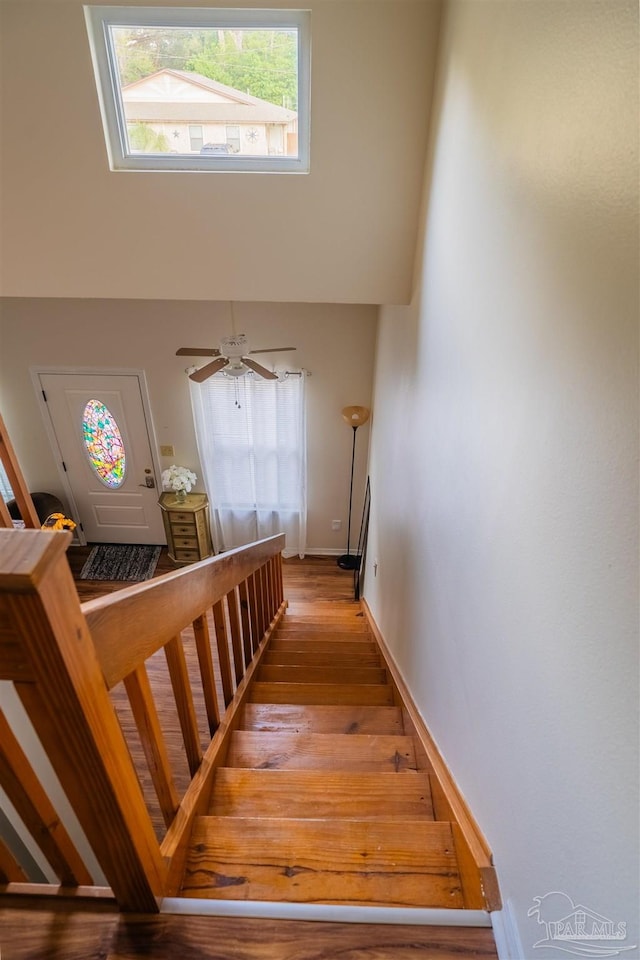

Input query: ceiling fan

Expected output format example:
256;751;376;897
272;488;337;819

177;333;296;383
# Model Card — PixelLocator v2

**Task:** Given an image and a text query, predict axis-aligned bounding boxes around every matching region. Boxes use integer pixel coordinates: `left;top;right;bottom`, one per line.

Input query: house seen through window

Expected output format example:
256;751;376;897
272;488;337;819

84;7;310;173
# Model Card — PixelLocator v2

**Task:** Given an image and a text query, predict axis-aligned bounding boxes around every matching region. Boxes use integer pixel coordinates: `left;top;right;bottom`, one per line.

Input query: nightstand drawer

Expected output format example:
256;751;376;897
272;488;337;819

174;548;201;562
171;523;196;536
173;536;198;549
171;511;195;524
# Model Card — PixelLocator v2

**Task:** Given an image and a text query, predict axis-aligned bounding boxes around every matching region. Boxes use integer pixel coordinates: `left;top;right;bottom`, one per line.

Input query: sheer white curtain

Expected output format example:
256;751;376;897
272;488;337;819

190;373;307;558
0;463;13;502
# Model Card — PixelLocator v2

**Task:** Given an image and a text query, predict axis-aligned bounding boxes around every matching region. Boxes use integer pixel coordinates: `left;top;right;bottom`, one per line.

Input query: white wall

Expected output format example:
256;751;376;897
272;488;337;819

0;0;440;305
366;1;639;955
0;298;375;553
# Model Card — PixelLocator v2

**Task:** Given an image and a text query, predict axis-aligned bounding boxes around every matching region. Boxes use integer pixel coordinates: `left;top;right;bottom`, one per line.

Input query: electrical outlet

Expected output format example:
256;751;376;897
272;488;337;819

331;520;341;531
160;445;175;457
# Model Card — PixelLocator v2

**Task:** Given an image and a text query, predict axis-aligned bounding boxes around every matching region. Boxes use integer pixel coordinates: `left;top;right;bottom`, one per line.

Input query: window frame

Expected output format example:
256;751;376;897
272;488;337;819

84;5;311;174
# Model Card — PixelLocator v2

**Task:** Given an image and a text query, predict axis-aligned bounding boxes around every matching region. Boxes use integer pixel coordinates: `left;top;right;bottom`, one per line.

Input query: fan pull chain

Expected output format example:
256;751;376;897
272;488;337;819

234;379;241;409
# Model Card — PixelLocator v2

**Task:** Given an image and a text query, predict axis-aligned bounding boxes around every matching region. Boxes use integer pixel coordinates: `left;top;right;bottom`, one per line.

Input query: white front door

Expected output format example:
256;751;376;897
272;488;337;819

37;372;166;545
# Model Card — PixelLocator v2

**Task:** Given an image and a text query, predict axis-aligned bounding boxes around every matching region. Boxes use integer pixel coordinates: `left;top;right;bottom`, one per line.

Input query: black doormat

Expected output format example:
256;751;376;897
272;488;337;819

79;544;162;581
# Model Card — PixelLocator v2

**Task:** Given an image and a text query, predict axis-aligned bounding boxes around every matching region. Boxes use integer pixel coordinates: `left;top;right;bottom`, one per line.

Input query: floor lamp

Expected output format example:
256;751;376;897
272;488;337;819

337;405;370;571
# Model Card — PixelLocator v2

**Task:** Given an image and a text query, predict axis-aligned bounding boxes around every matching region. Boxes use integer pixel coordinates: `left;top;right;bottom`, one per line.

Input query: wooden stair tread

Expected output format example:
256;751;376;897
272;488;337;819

257;664;387;685
181;817;463;907
227;730;417;771
278;622;369;631
285;616;368;627
274;634;374;645
241;703;403;734
249;682;394;706
286;601;363;614
276;619;371;637
208;769;435;819
269;639;378;654
262;650;382;666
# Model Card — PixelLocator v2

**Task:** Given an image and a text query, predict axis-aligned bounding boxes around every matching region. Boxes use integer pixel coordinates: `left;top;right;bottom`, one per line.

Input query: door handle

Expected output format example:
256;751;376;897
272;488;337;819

139;475;156;488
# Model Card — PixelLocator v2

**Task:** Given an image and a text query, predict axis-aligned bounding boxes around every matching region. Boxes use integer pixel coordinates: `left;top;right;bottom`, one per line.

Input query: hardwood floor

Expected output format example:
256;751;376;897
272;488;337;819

0;550;498;959
66;547;356;604
1;898;499;960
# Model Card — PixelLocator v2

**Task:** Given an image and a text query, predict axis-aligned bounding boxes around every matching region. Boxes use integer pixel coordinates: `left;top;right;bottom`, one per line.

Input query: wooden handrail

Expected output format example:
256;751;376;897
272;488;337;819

81;535;285;689
0;529;286;912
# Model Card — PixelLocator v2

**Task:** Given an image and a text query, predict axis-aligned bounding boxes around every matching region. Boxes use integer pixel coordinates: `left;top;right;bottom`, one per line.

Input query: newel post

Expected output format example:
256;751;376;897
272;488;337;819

0;530;165;911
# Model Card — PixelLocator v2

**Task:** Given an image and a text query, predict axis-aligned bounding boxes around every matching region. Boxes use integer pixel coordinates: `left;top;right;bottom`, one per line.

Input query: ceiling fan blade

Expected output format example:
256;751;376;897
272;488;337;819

189;358;229;382
176;347;221;357
242;357;278;380
248;347;296;355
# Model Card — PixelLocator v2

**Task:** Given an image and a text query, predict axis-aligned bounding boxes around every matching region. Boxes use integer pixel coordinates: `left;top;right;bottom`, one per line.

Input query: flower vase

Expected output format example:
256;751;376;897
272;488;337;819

174;488;187;505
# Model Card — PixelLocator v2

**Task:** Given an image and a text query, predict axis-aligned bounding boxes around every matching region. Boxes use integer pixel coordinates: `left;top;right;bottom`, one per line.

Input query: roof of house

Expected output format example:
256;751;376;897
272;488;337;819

122;69;297;123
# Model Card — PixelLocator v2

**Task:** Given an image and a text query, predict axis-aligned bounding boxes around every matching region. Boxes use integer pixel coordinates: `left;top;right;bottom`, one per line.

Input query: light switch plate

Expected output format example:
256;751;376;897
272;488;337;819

160;445;175;457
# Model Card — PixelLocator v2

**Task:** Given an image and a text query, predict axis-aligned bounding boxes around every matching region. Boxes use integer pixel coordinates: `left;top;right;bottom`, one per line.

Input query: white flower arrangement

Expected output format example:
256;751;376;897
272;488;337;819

161;464;197;493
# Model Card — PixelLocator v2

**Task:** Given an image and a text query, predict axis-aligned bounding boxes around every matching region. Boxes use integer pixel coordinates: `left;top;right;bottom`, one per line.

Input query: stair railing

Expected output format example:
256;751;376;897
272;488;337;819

0;529;286;912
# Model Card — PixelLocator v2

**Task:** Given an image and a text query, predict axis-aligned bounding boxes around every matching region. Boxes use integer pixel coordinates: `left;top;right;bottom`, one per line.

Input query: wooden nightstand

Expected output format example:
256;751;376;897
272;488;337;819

159;492;213;565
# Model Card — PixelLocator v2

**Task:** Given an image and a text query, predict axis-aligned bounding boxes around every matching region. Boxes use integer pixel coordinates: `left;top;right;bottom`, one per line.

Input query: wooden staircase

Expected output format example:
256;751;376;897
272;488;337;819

179;601;464;907
0;529;499;922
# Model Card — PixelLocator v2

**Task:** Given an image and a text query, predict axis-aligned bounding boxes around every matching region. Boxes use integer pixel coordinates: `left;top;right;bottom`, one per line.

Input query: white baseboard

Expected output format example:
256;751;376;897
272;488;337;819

161;898;492;927
491;900;525;960
299;547;343;557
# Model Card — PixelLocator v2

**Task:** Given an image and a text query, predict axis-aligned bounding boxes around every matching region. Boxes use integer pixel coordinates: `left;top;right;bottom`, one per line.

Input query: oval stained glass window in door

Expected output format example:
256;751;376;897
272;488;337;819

82;399;126;488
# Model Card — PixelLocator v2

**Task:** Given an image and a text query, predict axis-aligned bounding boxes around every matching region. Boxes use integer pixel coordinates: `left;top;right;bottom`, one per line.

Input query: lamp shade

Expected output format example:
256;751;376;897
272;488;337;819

341;405;370;428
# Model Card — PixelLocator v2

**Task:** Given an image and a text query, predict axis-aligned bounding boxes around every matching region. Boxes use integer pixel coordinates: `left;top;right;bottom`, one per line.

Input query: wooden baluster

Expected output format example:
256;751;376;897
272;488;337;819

269;556;279;616
0;496;13;529
226;588;244;684
212;599;234;707
0;414;40;528
193;613;220;736
255;565;267;640
275;551;284;607
0;709;94;884
123;666;179;828
238;580;253;667
164;636;202;777
2;529;164;912
247;573;260;655
265;558;274;623
261;563;271;632
0;837;28;883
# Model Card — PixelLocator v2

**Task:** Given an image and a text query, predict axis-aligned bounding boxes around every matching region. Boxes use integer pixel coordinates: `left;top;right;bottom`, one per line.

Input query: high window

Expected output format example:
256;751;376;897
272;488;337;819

84;6;310;173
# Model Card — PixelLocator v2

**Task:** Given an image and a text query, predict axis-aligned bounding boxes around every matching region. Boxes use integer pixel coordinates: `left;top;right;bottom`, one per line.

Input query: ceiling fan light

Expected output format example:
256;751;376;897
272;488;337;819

224;364;248;377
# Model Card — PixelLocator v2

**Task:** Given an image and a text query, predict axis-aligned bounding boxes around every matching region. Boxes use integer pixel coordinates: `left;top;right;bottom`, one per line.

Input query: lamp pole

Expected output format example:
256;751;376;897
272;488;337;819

337;406;370;571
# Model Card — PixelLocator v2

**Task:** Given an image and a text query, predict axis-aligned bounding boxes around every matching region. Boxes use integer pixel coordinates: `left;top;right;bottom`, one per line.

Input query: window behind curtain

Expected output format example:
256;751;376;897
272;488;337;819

190;373;306;557
0;463;13;502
